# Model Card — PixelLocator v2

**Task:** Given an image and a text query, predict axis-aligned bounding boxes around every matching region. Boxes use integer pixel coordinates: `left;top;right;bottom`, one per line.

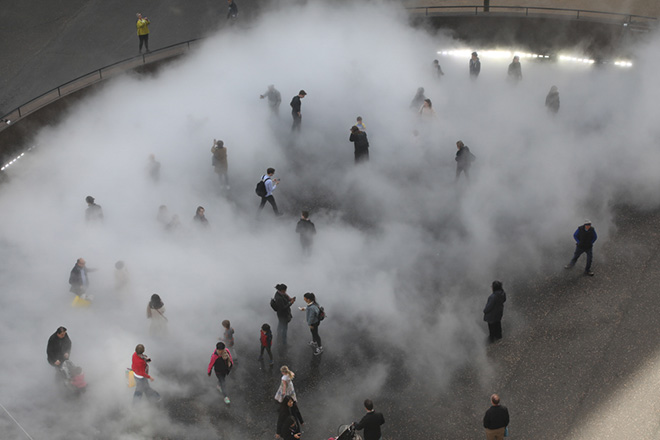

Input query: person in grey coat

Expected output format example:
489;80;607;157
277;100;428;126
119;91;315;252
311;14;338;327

483;280;506;343
299;292;323;355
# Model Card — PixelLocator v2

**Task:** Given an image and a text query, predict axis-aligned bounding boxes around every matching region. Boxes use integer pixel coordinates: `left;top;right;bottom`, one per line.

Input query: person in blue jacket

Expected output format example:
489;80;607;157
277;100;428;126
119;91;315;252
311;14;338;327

483;280;506;343
564;220;597;276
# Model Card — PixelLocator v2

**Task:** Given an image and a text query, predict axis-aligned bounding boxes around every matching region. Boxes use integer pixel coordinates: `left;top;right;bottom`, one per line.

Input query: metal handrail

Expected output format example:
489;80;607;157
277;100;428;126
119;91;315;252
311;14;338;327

0;38;201;132
407;5;657;23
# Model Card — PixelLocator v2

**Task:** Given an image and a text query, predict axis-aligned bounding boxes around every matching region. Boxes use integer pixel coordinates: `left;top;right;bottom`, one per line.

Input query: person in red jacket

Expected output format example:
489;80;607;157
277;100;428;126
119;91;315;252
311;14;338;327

132;344;160;402
208;342;234;404
259;323;274;365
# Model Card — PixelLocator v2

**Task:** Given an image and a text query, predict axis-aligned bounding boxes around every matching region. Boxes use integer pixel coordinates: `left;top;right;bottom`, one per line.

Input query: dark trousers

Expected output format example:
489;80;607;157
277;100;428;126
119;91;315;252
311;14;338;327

291;113;301;131
258;195;280;215
488;322;502;342
355;150;369;163
259;345;273;361
310;323;322;347
139;34;149;52
277;317;289;345
134;377;160;401
455;166;470;182
300;237;313;255
215;374;228;397
568;246;593;272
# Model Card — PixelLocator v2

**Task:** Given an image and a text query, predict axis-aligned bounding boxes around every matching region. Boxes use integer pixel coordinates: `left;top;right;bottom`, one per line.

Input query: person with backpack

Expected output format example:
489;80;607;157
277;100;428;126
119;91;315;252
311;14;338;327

271;284;296;346
455;140;476;182
299;292;323;355
207;342;234;404
256;168;281;217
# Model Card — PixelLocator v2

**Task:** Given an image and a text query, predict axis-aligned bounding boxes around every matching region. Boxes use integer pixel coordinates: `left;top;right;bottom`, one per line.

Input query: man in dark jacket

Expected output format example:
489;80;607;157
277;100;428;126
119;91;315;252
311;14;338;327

273;284;296;346
565;220;597;276
85;196;103;223
483;280;507;342
227;0;238;20
470;52;481;79
545;85;560;114
290;90;306;131
349;126;370;163
455;140;475;182
483;394;509;440
507;56;522;82
69;258;91;297
295;211;316;255
353;399;385;440
47;326;71;367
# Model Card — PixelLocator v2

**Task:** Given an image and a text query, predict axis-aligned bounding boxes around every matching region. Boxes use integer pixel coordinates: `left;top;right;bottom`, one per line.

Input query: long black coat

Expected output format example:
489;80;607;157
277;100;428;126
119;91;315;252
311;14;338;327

483;290;506;323
47;332;72;365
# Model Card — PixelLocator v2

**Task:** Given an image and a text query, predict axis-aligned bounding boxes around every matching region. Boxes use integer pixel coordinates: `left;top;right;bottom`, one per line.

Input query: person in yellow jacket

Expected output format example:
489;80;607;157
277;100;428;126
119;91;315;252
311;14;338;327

136;13;150;53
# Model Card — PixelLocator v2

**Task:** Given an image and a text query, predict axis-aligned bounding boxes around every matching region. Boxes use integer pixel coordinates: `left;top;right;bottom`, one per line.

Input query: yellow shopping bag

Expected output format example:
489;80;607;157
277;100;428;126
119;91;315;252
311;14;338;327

126;369;136;388
71;295;91;308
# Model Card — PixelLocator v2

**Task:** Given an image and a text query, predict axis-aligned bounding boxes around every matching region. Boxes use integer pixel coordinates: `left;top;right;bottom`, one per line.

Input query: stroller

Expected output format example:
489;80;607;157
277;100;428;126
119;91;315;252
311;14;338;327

330;424;362;440
59;359;87;396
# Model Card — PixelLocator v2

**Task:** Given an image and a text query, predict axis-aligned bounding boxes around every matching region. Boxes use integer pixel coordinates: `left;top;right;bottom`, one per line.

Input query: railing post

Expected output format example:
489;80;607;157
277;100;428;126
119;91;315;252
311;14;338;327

526;7;529;16
99;69;103;80
577;10;580;20
57;87;61;97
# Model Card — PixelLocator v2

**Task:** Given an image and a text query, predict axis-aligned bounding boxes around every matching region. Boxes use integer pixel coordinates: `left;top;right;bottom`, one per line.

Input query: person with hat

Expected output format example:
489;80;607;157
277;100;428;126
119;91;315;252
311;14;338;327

85;196;103;223
272;284;296;346
290;90;306;132
564;220;597;276
470;52;481;79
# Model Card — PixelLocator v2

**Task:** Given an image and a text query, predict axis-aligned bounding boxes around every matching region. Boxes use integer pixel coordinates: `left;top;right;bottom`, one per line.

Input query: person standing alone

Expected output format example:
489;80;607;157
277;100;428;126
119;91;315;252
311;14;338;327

483;394;509;440
353;399;385;440
564;220;597;276
136;13;150;54
483;280;506;343
290;90;306;131
295;211;316;255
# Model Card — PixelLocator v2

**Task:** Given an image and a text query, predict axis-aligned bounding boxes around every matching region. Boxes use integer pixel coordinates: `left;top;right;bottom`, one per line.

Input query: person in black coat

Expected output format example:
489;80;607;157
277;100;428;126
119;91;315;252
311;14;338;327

47;327;72;366
276;396;304;439
295;211;316;255
483;394;509;439
483;280;506;343
565;220;597;276
69;258;93;297
290;90;306;131
349;126;370;163
273;284;296;346
353;399;385;440
455;140;475;182
227;0;238;20
545;85;560;114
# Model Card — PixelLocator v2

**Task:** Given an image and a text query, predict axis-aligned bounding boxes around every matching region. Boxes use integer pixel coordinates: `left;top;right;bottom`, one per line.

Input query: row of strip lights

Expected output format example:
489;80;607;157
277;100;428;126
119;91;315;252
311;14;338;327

438;49;633;67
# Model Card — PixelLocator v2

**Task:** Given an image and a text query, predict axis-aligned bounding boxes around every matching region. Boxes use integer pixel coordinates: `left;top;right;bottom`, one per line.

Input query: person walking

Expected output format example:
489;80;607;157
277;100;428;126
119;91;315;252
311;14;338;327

433;59;445;78
276;396;304;439
349;126;370;163
261;85;282;116
259;323;274;364
211;139;229;189
47;326;71;367
353;399;385;440
290;90;306;131
483;394;509;440
132;344;161;402
507;56;522;83
85;196;104;223
257;168;282;216
564;220;597;276
69;258;95;301
272;284;296;346
299;292;323;355
409;87;426;110
545;85;560;114
221;320;236;361
295;211;316;255
470;52;481;79
455;140;476;182
147;294;168;337
207;342;234;404
419;98;436;119
274;365;297;403
136;13;150;54
483;281;506;343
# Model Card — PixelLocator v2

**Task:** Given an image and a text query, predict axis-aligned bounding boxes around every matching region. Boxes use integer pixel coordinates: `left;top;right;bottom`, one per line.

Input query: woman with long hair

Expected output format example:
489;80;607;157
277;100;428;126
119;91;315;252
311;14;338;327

147;294;168;337
274;365;296;403
276;395;304;439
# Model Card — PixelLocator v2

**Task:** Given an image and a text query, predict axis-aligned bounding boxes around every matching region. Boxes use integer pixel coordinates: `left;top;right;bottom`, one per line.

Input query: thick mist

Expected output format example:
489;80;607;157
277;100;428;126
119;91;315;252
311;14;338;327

1;1;660;438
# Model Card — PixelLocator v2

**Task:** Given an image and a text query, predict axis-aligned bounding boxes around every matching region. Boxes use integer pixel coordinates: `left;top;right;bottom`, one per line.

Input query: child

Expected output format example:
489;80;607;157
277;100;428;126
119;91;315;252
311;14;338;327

61;360;87;394
259;323;274;364
207;342;233;404
221;320;236;361
274;365;296;403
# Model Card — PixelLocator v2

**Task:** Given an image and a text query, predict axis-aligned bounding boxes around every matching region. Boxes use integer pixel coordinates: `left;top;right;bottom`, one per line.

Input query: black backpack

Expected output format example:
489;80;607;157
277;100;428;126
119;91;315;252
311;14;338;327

270;295;280;312
255;177;270;197
318;305;326;321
